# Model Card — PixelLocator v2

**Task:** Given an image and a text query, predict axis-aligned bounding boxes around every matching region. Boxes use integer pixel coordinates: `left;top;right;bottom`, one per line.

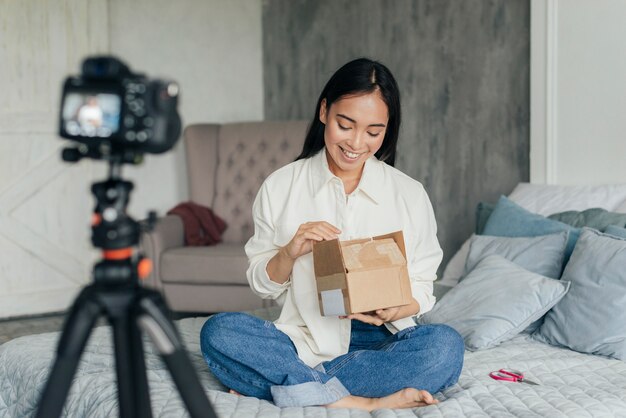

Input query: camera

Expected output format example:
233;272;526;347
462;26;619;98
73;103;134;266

59;56;181;159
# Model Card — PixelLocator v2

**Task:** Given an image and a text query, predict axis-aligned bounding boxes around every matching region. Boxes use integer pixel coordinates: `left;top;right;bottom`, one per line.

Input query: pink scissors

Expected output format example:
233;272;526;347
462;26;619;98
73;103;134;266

489;368;539;385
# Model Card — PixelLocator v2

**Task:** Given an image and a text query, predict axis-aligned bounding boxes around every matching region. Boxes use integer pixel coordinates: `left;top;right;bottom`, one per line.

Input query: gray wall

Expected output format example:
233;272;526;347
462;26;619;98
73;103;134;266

262;0;530;271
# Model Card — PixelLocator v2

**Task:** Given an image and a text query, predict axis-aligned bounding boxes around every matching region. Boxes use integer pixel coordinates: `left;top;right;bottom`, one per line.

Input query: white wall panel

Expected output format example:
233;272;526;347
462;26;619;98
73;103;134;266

556;0;626;185
531;0;626;185
0;0;108;318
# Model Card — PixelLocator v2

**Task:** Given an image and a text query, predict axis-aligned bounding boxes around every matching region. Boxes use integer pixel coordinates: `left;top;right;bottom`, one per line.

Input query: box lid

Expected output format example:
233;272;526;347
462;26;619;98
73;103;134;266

341;238;405;272
313;230;407;275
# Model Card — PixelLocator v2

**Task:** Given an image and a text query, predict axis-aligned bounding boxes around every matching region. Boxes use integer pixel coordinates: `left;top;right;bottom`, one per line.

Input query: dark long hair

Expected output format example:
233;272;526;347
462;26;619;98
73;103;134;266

296;58;401;166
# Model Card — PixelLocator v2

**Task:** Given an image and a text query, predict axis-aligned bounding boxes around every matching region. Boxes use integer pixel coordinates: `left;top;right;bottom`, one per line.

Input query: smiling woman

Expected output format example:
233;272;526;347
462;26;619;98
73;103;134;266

199;58;464;411
320;91;388;194
297;58;401;165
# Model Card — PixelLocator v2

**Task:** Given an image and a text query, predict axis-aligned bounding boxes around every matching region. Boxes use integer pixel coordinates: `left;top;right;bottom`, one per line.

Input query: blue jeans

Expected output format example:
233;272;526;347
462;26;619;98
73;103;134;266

200;312;464;407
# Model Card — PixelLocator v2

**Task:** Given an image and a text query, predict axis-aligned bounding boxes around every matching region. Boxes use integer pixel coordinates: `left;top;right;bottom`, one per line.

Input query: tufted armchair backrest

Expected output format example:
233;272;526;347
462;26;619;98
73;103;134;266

184;121;309;244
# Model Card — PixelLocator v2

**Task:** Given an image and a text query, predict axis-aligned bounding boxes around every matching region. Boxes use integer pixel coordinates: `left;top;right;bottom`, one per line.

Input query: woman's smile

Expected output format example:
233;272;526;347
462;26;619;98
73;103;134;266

339;146;364;161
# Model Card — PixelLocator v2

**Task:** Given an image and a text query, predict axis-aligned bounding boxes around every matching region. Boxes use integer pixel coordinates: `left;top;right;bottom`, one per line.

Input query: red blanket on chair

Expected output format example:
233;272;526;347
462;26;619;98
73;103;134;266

167;202;227;246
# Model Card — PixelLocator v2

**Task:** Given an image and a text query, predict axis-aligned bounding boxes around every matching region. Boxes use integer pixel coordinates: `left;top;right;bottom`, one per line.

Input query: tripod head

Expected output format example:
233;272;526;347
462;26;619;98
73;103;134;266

91;159;137;250
83;156;156;285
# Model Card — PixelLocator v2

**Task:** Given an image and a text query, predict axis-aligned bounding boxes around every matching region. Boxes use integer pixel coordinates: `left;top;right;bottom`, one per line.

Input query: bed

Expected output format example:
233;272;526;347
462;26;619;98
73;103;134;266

2;183;626;417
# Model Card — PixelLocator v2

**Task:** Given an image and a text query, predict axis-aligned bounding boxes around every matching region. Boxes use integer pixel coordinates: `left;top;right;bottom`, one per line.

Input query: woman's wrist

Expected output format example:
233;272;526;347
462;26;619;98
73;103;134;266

266;246;296;284
279;245;296;262
390;299;420;322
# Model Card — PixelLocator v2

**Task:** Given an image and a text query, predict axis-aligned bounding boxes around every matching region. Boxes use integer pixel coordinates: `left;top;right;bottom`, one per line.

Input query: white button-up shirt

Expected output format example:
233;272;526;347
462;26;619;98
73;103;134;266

245;148;443;368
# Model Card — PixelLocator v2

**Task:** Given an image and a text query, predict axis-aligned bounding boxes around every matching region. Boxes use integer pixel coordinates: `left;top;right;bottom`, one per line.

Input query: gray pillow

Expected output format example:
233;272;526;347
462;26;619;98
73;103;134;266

533;228;626;360
462;232;569;280
548;208;626;230
418;255;570;351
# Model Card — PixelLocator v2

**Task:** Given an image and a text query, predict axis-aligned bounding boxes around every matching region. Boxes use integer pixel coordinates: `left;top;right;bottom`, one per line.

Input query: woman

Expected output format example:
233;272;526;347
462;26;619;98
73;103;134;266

200;58;464;411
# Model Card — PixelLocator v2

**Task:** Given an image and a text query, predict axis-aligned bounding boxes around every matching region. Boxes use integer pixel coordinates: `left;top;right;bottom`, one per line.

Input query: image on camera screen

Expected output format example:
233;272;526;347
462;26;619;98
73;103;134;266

62;92;121;138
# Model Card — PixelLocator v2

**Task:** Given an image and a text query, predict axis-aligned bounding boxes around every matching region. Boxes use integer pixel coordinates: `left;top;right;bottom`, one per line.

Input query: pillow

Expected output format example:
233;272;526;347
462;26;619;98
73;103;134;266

507;182;626;215
605;225;626;239
463;232;568;279
548;208;626;230
463;232;569;334
482;196;580;262
418;255;570;351
440;236;473;288
533;228;626;360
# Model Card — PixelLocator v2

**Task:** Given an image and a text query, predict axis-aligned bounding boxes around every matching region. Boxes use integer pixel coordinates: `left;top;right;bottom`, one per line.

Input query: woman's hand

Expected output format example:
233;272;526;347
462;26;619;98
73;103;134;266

267;221;340;284
342;306;402;326
283;221;341;260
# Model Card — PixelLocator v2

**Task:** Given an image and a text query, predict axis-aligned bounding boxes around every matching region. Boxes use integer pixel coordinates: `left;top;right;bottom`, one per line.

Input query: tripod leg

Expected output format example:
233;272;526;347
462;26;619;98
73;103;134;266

111;305;153;418
137;292;217;418
36;286;102;418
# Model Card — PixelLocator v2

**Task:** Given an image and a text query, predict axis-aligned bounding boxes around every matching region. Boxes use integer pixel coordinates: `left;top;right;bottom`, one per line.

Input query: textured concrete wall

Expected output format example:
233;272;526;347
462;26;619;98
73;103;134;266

263;0;530;271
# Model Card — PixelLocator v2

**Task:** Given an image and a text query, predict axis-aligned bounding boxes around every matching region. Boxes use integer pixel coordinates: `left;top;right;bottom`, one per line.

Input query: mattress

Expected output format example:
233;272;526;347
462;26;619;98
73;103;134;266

1;309;626;417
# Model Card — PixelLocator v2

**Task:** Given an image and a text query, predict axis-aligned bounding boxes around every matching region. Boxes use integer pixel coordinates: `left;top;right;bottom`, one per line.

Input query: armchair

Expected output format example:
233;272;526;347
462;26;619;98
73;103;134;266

141;120;309;313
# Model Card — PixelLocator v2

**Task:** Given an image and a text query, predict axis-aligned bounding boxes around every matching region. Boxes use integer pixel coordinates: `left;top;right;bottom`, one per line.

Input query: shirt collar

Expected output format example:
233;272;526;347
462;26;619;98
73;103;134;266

311;148;383;204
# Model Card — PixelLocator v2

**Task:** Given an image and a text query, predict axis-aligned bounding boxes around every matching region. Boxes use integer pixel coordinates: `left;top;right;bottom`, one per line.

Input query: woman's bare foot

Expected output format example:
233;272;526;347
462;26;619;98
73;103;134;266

327;388;438;411
229;389;242;396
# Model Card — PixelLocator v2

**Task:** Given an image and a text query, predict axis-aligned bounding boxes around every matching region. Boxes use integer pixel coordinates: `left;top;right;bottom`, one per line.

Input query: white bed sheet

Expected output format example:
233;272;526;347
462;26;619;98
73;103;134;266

2;311;626;417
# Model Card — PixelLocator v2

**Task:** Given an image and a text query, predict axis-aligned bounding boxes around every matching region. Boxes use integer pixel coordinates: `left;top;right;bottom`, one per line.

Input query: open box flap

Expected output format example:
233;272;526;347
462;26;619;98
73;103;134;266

312;239;345;277
373;230;407;257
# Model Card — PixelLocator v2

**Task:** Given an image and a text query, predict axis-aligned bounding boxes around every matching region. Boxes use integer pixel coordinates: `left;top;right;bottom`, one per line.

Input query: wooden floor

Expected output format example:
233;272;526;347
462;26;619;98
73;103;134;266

0;313;66;345
0;311;207;346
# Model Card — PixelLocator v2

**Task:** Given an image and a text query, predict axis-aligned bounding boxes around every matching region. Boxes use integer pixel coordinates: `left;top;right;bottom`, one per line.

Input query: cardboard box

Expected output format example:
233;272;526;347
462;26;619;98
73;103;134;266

312;231;413;316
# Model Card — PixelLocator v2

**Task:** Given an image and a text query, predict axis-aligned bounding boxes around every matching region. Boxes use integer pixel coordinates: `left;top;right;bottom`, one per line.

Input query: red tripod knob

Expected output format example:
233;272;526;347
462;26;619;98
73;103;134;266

138;258;152;280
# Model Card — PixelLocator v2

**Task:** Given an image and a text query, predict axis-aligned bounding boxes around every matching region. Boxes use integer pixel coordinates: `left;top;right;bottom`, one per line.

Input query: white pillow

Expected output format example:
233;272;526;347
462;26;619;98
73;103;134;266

615;198;626;214
508;182;626;215
440;236;473;288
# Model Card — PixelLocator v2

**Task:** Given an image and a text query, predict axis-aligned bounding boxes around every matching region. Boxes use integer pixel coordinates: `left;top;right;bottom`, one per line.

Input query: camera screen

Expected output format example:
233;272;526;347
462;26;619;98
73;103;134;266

62;92;121;138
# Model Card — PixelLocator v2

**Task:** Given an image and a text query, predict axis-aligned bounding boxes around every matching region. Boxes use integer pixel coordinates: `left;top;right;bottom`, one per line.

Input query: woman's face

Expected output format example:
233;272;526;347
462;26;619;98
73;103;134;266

320;90;388;180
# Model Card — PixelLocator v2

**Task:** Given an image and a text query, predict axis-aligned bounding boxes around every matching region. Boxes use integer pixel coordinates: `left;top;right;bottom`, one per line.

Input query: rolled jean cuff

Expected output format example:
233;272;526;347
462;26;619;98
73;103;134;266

270;376;350;407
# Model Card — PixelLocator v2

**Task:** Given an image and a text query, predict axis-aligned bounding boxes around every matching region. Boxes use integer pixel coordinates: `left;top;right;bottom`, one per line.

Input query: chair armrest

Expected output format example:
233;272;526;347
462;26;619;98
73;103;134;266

139;214;184;290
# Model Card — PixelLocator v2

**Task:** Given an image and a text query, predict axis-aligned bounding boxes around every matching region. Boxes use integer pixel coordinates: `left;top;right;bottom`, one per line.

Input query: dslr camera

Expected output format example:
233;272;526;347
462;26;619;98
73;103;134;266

59;56;181;160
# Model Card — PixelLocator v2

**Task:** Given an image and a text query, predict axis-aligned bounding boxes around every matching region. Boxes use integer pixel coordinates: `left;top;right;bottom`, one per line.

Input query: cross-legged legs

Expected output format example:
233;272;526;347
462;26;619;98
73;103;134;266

200;312;464;408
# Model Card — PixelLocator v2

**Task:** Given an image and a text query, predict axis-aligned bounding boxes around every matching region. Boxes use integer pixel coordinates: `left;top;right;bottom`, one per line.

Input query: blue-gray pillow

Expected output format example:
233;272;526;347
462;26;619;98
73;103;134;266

548;208;626;230
533;228;626;360
418;255;570;351
462;232;568;279
605;225;626;239
482;196;581;263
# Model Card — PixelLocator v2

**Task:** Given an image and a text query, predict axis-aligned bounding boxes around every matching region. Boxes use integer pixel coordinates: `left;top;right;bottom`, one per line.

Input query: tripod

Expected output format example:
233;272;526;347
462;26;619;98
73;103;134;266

36;157;217;418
